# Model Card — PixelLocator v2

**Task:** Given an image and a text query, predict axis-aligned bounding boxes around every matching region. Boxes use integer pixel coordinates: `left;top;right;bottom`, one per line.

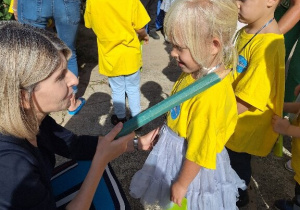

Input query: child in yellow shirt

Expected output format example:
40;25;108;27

225;0;285;207
84;0;150;125
129;0;246;209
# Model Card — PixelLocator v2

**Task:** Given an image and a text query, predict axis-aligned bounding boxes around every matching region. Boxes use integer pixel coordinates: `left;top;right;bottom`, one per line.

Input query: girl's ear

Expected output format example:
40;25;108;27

211;38;221;56
21;90;31;109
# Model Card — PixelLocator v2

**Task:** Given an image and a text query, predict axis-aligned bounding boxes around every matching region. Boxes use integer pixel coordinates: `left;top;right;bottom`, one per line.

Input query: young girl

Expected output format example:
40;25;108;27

130;0;246;209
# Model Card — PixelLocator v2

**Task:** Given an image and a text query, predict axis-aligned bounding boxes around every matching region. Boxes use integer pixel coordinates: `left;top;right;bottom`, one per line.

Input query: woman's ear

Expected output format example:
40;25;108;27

21;90;31;109
211;38;221;56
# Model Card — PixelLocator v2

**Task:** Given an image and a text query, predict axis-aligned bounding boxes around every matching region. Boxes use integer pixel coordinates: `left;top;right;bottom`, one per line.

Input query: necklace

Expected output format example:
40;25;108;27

234;17;275;54
205;63;222;74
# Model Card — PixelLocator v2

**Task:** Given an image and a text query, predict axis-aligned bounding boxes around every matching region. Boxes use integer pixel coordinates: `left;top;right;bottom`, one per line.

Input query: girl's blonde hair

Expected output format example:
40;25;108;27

164;0;238;73
0;21;71;140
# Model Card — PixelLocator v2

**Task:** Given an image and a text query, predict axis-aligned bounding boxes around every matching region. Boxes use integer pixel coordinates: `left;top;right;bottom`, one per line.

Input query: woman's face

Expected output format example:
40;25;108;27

32;52;78;116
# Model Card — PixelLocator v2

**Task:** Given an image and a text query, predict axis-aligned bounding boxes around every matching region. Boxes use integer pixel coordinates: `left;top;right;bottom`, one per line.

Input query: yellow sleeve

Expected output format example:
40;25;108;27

132;0;150;30
83;0;92;28
8;0;14;14
234;37;282;111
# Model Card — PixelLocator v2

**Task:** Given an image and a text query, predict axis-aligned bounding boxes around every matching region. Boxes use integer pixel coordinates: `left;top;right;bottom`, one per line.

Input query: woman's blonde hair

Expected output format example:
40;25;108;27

0;21;71;140
164;0;238;73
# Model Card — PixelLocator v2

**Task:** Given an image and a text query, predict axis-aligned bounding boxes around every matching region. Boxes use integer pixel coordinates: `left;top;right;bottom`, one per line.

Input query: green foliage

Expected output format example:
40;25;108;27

0;0;13;20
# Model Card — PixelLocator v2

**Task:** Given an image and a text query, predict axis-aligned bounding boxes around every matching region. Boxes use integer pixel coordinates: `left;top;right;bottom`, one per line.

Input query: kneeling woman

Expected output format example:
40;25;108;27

0;21;136;209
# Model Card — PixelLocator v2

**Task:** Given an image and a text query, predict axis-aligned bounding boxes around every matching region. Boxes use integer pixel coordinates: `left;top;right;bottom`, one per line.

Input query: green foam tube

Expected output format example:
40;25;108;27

115;72;222;138
273;134;283;157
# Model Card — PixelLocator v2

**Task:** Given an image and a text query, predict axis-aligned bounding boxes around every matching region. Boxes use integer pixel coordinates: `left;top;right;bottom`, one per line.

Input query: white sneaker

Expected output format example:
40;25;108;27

284;159;294;173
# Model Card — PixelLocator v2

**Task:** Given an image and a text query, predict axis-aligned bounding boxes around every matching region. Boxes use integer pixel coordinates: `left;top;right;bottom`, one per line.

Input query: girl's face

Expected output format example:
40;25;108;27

171;44;200;78
31;52;78;116
236;0;265;24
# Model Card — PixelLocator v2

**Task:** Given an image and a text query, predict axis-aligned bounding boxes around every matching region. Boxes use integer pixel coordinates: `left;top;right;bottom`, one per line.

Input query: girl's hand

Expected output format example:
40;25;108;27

138;127;160;150
170;181;188;207
272;115;290;135
139;34;149;45
96;123;134;163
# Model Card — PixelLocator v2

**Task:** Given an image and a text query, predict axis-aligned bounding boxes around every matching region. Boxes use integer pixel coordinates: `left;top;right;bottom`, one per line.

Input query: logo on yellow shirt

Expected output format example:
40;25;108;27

170;105;181;120
237;55;248;73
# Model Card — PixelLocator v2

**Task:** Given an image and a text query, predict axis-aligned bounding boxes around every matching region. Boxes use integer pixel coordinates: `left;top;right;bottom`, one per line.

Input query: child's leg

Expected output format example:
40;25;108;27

54;0;80;93
295;182;300;207
226;147;251;207
227;148;252;185
108;76;126;119
293;141;300;207
274;182;300;209
125;71;141;117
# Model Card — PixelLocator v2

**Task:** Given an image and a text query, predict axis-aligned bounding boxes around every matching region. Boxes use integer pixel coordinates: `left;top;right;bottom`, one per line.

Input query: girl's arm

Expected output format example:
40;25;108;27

294;84;300;96
236;97;252;114
272;115;300;138
277;0;300;34
171;159;201;207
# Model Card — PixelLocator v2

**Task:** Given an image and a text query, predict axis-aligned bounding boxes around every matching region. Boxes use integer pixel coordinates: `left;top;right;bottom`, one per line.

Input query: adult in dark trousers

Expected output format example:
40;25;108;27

141;0;160;39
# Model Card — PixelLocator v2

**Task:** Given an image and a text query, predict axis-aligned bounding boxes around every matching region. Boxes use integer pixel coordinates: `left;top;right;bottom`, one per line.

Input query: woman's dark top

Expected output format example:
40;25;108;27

0;115;98;209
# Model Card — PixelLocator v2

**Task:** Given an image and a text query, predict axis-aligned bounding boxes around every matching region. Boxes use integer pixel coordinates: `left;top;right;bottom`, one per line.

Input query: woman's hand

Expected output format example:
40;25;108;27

170;181;188;207
96;123;135;163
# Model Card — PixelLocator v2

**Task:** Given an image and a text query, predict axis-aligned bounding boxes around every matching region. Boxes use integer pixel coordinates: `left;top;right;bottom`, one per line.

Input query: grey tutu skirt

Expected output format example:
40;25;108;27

130;125;246;210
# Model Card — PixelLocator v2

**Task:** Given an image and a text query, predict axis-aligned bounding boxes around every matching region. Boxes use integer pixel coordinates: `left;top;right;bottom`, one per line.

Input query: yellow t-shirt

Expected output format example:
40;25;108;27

226;29;285;156
84;0;150;76
8;0;14;13
167;73;238;169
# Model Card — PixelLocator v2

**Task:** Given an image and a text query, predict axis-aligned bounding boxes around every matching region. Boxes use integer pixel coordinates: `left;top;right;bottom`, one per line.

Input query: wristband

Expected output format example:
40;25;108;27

133;138;139;151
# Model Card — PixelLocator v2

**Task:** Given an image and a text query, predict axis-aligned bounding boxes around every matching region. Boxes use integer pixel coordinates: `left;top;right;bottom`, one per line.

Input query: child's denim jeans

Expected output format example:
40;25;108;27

18;0;81;93
108;70;141;119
